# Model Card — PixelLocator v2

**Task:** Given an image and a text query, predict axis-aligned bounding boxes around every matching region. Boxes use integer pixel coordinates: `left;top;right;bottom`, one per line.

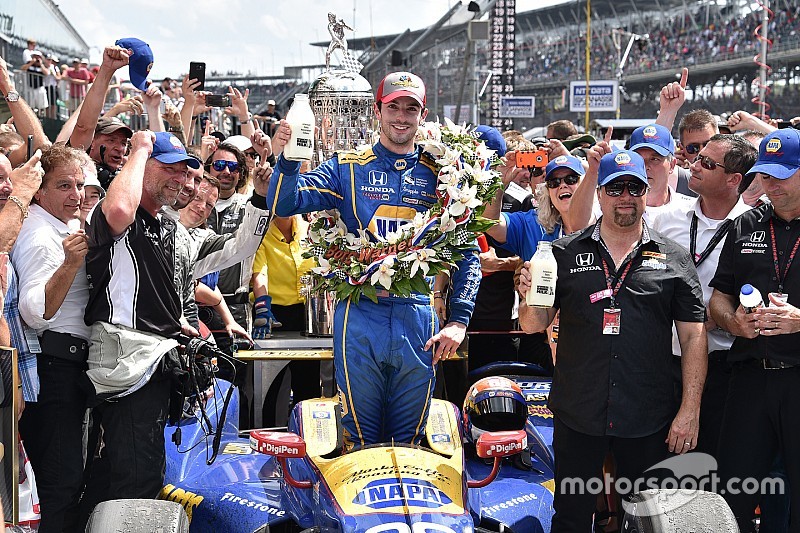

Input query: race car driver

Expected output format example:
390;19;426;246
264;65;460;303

267;71;481;448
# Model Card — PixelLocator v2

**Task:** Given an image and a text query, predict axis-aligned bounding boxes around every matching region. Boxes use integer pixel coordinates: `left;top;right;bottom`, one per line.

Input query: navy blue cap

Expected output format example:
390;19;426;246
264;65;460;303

597;150;648;186
151;132;200;168
475;125;507;155
545;155;585;180
629;124;675;157
747;128;800;179
115;38;153;91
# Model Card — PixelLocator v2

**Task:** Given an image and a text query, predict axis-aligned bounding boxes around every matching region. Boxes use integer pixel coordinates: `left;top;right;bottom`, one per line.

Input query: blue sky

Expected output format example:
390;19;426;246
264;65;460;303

57;0;558;82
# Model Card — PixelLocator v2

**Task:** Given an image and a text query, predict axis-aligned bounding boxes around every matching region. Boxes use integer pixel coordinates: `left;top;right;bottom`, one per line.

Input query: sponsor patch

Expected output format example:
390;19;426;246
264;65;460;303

766;138;781;153
254;216;269;236
352;478;452;509
643;125;658;137
642;259;667;270
642;251;666;259
615;152;632;165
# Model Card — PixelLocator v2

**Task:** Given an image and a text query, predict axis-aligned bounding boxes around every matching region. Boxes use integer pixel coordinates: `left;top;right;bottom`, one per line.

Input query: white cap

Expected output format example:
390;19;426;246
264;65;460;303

223;135;253;153
267;99;276;106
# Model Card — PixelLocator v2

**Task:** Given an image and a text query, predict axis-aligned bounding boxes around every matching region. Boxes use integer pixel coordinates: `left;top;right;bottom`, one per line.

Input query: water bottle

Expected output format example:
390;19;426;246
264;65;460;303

283;93;315;161
739;284;763;314
527;241;558;308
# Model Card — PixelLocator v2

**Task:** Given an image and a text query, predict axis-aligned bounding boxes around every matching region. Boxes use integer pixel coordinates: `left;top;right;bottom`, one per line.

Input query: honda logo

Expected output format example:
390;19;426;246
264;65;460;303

576;253;594;267
751;231;766;243
369;171;388;186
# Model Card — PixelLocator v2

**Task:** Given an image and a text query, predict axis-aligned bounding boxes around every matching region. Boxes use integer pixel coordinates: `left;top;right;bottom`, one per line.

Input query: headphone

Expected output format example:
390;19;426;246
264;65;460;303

95;145;118;189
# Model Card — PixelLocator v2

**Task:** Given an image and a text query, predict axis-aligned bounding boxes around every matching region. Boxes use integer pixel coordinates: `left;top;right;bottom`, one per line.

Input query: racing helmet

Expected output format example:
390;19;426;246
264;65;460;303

462;377;527;443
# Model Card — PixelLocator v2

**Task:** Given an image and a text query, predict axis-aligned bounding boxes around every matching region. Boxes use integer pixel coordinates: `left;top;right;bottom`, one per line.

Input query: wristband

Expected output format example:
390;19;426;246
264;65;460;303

433;290;443;297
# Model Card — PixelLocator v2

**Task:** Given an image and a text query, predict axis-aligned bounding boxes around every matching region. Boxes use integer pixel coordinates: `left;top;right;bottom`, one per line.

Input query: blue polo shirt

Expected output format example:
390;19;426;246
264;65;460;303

499;209;560;261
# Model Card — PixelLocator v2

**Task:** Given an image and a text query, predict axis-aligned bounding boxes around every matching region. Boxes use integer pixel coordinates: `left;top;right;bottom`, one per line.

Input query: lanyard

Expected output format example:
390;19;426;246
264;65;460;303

690;214;732;267
769;219;800;293
600;256;633;309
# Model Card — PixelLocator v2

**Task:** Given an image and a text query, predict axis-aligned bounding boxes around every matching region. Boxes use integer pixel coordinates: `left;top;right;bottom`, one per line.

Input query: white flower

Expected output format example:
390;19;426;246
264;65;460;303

307;229;323;244
312;257;332;276
443;117;468;135
325;218;348;241
417;121;442;142
474;141;495;165
437;166;461;190
400;248;439;277
345;228;370;250
412;212;428;231
439;210;457;232
447;184;482;217
421;140;447;158
371;258;396;290
435;146;462;167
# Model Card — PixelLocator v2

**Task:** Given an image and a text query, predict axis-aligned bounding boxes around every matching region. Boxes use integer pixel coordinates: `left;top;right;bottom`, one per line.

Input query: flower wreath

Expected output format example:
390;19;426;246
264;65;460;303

302;118;503;303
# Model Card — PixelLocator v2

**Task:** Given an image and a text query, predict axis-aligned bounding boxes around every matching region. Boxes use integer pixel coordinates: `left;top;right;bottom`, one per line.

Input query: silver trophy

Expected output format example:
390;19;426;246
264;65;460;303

308;71;375;168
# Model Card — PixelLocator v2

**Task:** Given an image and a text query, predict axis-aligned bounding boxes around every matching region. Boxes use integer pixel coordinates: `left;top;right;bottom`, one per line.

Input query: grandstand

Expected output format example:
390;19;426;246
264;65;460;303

304;0;800;132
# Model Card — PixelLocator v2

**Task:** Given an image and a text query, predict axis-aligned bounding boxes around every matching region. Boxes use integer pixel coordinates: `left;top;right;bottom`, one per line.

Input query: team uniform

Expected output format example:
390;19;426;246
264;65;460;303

268;142;481;447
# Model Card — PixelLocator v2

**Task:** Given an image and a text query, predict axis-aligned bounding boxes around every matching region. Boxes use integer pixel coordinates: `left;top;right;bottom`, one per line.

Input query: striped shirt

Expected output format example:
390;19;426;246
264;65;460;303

84;204;182;337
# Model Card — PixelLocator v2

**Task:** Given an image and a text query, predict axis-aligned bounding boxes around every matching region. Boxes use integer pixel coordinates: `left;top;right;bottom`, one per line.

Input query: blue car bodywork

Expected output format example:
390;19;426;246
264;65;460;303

161;367;555;533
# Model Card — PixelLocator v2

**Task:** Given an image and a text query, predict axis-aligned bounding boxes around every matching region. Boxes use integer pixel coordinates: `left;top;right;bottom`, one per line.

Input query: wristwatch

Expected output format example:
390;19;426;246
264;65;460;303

241;112;253;125
4;90;19;102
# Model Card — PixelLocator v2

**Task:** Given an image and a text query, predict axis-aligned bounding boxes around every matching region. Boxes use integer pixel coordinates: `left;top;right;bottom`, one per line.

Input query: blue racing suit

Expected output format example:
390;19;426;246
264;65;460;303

267;141;481;447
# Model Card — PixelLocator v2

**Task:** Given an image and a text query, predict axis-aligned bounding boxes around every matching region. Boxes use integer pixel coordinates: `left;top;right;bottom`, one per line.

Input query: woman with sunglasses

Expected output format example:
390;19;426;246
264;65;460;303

484;154;588;262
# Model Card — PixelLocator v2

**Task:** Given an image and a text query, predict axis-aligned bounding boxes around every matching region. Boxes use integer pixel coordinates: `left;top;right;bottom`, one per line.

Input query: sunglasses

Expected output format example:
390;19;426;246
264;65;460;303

682;141;708;155
211;160;240;173
545;174;580;188
244;151;259;160
603;180;648;197
694;154;728;172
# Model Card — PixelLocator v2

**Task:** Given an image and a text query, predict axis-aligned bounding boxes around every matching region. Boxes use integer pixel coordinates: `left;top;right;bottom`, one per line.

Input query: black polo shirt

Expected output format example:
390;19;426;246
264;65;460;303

710;203;800;364
84;203;182;337
549;220;705;438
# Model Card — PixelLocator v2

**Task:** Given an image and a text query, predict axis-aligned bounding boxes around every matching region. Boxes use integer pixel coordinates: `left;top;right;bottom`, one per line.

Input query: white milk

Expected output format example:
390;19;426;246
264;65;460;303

284;93;315;161
527;241;558;308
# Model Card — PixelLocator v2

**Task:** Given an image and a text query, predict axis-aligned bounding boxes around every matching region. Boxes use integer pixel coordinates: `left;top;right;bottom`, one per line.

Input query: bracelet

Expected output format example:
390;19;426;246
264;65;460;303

433;290;443;297
434;295;444;300
191;115;199;120
7;195;28;220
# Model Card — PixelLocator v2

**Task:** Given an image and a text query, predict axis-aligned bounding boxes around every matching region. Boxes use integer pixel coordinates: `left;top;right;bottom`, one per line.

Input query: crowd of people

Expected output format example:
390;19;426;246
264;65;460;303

512;0;800;86
0;32;799;533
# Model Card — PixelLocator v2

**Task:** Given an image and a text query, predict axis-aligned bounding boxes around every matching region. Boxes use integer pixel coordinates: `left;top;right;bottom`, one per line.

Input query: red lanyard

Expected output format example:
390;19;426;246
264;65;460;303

769;218;800;294
601;257;633;308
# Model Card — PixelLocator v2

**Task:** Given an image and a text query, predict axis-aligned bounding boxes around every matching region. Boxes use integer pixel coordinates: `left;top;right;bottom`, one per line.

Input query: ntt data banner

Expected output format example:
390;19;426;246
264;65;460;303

569;80;619;112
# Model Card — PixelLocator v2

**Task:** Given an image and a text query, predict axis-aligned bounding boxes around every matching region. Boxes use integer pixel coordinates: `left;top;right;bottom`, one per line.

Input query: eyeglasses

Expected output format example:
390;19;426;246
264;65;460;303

694;154;728;172
682;141;709;155
245;151;258;160
545;174;580;188
211;160;239;173
603;180;648;197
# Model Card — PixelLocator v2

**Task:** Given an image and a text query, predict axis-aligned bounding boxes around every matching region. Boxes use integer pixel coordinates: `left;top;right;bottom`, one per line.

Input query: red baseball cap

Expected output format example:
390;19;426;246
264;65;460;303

376;72;426;107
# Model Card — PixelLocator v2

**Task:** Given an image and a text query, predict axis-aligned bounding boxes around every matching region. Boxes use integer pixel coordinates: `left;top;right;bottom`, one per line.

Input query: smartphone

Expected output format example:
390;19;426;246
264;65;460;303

206;94;231;108
516;149;548;168
27;134;33;161
188;61;206;91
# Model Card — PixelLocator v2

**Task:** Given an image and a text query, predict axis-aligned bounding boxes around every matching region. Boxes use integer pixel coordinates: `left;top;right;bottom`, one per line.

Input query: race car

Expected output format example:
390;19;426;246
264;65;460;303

152;363;557;533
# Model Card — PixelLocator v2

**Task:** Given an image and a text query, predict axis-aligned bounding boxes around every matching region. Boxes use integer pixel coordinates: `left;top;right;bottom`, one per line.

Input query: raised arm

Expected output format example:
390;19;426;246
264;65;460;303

655;67;688;132
101;131;154;236
69;46;131;150
0;57;49;166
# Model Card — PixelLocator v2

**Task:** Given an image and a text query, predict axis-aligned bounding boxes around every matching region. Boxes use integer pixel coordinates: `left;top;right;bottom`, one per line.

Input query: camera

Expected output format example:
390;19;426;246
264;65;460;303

516;149;549;168
206;94;231;108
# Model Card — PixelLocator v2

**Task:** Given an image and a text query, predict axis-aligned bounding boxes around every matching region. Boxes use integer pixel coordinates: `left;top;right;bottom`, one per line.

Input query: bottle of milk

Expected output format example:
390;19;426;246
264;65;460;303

527;241;558;308
284;93;315;161
739;284;763;314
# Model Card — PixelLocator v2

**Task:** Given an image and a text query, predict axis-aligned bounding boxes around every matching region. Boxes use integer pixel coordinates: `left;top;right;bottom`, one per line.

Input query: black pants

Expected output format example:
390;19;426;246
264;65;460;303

551;416;669;533
80;367;171;516
19;354;89;533
672;351;732;458
203;302;254;428
717;361;800;533
262;303;321;426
